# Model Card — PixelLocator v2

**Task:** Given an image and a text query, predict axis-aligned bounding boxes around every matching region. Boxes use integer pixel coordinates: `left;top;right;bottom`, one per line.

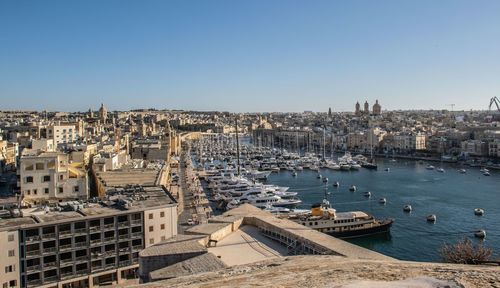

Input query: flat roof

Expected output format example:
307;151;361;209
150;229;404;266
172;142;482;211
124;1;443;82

185;223;230;236
0;185;177;230
0;217;36;230
140;234;207;257
34;211;83;223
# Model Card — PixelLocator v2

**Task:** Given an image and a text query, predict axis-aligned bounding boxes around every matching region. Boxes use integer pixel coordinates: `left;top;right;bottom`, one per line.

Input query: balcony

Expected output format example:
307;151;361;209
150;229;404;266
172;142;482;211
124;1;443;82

26;250;41;258
91;253;102;259
118;222;129;228
26;235;41;243
119;260;131;267
26;279;42;287
103;237;115;243
118;247;130;253
89;226;101;233
103;263;115;270
44;275;59;283
131;232;142;238
74;269;88;277
59;244;72;251
74;228;87;235
103;223;115;230
42;233;56;240
103;250;115;256
60;272;74;280
90;239;102;246
42;247;57;255
59;230;72;238
74;242;87;248
132;245;143;252
130;219;142;226
91;264;104;272
74;256;88;262
26;265;41;272
60;258;73;265
118;234;129;240
44;261;57;269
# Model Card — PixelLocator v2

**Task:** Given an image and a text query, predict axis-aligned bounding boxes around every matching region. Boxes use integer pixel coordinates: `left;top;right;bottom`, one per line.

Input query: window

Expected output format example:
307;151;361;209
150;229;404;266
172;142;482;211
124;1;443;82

74;186;79;193
25;163;34;171
33;189;37;195
47;160;55;169
7;234;14;242
149;226;154;232
4;265;14;273
26;190;30;195
43;175;50;182
59;187;64;193
35;163;44;170
59;175;64;180
149;238;154;244
9;280;16;288
160;211;165;218
44;188;49;194
148;214;153;220
8;250;14;257
161;236;166;241
160;224;165;230
25;176;33;183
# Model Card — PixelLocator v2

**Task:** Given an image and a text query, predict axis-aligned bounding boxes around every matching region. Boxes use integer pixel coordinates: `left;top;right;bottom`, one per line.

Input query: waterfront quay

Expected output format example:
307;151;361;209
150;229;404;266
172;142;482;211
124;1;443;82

176;143;213;234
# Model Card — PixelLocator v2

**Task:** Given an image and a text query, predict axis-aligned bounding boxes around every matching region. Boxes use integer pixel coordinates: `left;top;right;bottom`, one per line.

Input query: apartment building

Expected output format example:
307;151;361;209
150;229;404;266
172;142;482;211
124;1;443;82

46;125;80;145
0;185;177;288
19;151;88;204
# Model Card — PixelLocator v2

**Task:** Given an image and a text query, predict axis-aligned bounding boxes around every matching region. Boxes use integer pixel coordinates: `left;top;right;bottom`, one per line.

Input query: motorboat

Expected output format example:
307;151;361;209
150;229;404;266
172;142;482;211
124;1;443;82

474;229;486;239
333;181;340;187
459;169;466;174
436;167;445;173
317;174;322;179
322;177;328;183
349;185;357;192
483;171;491;176
379;198;387;204
385;168;390;172
403;204;412;212
292;171;297;177
426;165;435;170
474;208;485;216
426;214;437;222
364;191;371;198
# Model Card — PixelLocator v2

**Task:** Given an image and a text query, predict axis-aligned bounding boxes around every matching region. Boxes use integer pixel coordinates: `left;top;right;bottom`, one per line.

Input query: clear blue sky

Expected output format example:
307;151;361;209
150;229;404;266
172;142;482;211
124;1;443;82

1;0;500;112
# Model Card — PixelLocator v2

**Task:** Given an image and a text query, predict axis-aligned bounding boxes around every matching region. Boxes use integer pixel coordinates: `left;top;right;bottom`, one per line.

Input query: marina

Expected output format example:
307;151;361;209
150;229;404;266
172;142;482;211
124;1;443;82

193;135;500;262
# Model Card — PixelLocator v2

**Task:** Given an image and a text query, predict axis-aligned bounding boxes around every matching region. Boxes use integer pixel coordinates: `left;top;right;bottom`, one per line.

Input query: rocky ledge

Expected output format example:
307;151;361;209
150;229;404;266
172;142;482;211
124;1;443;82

136;255;500;288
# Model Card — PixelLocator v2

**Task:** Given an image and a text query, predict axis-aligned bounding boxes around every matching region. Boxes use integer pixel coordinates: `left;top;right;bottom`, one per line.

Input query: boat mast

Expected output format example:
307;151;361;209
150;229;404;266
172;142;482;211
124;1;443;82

235;115;241;177
323;127;326;160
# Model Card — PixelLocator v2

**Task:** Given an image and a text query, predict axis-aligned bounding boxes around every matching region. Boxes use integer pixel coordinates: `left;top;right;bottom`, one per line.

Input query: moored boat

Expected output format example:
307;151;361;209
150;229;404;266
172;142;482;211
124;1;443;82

285;200;393;239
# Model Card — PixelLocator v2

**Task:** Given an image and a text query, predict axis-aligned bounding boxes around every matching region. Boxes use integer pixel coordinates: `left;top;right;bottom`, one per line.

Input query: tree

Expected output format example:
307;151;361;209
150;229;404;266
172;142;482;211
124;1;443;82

440;237;493;264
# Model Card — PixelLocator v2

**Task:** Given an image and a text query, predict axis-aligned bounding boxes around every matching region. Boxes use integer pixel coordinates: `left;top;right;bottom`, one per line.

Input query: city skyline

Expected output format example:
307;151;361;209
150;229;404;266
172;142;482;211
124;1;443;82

1;0;500;112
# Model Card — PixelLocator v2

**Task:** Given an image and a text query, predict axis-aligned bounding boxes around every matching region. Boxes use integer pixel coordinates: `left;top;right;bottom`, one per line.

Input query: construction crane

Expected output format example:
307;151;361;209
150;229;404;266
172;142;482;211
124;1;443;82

448;104;455;112
489;96;500;112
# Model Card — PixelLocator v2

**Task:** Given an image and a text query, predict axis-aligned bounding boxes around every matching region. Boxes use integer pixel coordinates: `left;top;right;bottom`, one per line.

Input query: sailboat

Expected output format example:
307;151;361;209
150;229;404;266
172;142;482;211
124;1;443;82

361;129;378;170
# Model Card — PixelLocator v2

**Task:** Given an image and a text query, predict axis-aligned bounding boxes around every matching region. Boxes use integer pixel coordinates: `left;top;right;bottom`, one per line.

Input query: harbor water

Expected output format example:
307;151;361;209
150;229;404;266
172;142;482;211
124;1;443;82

263;158;500;262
